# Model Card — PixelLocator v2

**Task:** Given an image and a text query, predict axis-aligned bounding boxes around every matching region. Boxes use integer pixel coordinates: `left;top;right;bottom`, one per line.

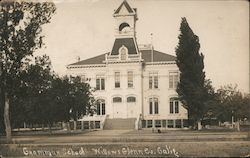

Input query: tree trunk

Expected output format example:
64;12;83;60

48;123;52;134
197;120;202;130
4;92;12;143
73;121;77;131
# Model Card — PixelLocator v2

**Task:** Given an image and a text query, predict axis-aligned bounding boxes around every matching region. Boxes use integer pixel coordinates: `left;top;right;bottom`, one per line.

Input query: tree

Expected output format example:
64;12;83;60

0;1;55;142
8;55;93;133
214;84;250;122
67;76;93;121
40;75;93;131
175;17;211;129
12;55;54;127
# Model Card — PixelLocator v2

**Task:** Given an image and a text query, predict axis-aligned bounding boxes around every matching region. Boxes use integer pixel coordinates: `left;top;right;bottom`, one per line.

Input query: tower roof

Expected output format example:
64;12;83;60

111;38;138;55
114;0;135;15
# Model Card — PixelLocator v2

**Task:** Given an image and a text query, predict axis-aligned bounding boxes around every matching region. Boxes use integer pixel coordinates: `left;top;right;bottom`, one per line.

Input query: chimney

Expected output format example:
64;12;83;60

76;56;80;62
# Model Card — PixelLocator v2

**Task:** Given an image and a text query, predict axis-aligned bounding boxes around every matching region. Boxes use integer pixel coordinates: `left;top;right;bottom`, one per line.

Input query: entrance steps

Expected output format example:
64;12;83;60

103;118;136;130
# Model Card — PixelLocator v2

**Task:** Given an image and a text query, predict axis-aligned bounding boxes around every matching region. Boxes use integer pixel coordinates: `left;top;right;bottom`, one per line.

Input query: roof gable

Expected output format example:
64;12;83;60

114;0;134;15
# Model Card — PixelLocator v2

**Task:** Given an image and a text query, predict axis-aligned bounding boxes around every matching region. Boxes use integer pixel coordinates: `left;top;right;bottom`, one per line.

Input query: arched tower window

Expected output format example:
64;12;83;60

119;22;130;32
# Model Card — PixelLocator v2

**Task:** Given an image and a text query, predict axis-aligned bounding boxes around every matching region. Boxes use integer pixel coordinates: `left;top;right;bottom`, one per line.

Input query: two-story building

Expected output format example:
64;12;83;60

67;0;188;130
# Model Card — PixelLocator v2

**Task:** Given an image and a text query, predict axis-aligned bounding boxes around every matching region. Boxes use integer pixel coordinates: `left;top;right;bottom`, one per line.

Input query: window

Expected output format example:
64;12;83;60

142;120;146;128
127;71;133;88
149;72;158;89
149;100;153;114
168;120;174;128
170;101;174;113
169;72;179;89
96;75;105;90
95;121;101;129
115;72;120;88
149;97;159;114
96;99;105;115
149;76;153;89
175;101;179;113
113;97;122;103
155;120;161;128
127;96;136;103
83;121;89;129
183;119;189;127
119;46;127;60
175;119;182;128
147;120;152;128
119;22;130;31
154;100;159;114
121;49;126;60
154;75;158;88
170;98;179;114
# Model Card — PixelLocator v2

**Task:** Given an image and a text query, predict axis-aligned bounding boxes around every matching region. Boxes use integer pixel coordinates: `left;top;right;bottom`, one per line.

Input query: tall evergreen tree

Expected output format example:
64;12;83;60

175;17;209;129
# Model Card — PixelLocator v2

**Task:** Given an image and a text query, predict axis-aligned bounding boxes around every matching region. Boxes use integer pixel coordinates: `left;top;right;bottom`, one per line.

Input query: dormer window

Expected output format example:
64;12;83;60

119;45;127;60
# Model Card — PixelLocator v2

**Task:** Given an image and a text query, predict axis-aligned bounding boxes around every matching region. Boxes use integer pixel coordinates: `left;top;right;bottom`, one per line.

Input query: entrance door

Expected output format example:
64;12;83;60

113;103;127;118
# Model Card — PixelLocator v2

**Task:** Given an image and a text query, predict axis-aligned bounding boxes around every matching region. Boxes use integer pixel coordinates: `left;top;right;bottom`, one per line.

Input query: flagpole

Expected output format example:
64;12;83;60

150;33;154;132
150;33;153;64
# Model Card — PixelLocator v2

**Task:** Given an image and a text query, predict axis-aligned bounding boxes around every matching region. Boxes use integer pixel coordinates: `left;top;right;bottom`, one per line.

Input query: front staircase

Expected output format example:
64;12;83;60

103;118;136;130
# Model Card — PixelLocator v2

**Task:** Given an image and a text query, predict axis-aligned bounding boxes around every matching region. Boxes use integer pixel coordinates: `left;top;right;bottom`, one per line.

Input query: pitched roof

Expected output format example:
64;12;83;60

141;50;176;62
114;0;134;14
68;53;106;66
68;50;176;66
111;38;138;55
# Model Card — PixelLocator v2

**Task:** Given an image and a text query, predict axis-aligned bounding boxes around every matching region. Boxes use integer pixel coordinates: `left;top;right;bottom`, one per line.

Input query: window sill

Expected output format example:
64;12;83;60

169;113;180;115
114;88;122;90
95;90;106;92
148;88;160;91
127;87;135;90
149;114;160;116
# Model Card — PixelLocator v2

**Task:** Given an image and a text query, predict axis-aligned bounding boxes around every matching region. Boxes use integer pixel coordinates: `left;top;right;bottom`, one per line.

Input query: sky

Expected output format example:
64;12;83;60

35;0;249;93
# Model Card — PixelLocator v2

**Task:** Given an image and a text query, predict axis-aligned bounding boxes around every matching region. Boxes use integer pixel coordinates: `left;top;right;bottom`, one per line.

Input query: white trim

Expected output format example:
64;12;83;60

67;64;106;69
146;61;176;65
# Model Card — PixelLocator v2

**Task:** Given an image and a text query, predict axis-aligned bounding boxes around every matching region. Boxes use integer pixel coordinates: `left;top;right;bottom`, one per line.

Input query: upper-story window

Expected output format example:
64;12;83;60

113;97;122;103
170;98;179;114
149;72;158;89
96;75;105;90
115;72;120;88
127;71;133;88
149;97;159;114
127;96;136;103
169;72;179;89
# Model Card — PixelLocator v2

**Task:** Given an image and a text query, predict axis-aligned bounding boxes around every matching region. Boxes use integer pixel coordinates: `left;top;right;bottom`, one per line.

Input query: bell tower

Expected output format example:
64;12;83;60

113;0;138;38
109;0;140;57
